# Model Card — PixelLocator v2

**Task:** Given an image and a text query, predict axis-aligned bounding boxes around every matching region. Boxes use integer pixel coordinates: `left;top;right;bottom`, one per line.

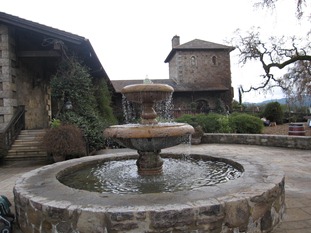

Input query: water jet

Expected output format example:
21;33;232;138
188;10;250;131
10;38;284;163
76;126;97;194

104;83;195;175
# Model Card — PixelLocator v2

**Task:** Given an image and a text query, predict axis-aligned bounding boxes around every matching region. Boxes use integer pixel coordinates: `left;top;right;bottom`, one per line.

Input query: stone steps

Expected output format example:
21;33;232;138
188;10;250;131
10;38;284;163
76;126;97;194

5;129;48;161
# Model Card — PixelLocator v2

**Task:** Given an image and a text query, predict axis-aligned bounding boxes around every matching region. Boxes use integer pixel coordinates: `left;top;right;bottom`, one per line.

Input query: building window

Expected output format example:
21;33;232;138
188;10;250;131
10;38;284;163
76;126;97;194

212;56;217;65
190;56;197;67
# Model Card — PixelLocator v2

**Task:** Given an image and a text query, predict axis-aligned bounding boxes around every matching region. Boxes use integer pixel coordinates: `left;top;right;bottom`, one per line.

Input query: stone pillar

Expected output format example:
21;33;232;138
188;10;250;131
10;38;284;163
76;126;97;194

0;25;17;130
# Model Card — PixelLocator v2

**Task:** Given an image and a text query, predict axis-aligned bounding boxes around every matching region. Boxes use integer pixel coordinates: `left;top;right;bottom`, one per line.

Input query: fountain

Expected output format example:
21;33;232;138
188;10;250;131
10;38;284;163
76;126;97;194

104;83;194;175
13;82;285;233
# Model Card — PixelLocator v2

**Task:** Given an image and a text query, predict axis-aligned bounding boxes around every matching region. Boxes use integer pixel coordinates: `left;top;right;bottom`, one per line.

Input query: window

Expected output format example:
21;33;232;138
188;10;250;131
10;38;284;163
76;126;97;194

212;56;217;65
190;56;197;67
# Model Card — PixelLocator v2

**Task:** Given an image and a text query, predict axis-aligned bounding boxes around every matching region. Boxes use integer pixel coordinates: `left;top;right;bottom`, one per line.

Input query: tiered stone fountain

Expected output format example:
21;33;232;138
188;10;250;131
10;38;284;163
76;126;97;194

104;83;194;175
13;82;285;233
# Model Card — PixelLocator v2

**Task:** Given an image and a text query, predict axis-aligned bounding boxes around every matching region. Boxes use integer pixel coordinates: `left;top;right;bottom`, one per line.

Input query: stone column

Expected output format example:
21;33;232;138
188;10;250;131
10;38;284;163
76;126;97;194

0;25;17;130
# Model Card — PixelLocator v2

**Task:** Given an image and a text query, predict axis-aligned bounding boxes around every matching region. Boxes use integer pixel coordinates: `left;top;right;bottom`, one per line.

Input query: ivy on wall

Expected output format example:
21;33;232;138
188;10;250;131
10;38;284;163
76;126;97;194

50;56;116;153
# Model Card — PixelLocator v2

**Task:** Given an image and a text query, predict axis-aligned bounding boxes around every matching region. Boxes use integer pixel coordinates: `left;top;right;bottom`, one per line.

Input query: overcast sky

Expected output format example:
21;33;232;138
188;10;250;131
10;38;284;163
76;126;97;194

2;0;307;103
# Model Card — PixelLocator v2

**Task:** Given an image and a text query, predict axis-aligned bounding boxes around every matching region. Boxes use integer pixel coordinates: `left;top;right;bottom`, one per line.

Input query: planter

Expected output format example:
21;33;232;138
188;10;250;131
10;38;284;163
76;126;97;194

191;137;202;145
288;123;306;136
191;125;204;145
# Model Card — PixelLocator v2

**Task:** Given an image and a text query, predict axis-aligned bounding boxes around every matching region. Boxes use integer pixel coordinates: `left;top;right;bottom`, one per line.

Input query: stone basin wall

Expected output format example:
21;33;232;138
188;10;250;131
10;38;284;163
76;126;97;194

14;150;285;233
14;178;285;233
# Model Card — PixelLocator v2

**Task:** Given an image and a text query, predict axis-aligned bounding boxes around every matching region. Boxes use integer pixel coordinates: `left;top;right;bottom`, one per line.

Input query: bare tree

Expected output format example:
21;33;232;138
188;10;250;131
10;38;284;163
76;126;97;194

231;0;311;99
282;60;311;99
254;0;307;19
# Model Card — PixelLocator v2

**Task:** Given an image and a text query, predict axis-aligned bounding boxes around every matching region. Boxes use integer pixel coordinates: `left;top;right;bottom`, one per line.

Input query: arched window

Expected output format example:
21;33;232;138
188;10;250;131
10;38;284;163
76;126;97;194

196;99;210;114
212;56;217;65
190;56;196;67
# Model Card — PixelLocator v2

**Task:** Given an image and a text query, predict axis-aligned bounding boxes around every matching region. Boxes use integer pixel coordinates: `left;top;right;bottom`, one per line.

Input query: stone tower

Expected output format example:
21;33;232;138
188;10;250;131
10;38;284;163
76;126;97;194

164;36;235;111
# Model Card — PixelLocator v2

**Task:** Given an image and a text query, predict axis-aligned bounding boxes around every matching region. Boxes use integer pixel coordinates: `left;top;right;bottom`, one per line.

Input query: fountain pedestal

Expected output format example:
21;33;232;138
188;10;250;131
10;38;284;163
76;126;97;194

137;150;163;175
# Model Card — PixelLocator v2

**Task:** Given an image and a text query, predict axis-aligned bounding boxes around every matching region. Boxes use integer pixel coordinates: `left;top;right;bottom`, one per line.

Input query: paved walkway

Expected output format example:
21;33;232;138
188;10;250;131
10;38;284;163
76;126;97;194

1;144;311;233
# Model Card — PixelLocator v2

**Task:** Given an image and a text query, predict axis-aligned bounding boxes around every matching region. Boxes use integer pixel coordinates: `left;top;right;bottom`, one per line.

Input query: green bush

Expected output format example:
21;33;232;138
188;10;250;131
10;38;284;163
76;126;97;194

175;113;232;133
229;113;263;134
263;102;283;124
195;114;220;132
50;118;61;128
174;114;197;126
176;113;263;134
217;116;233;133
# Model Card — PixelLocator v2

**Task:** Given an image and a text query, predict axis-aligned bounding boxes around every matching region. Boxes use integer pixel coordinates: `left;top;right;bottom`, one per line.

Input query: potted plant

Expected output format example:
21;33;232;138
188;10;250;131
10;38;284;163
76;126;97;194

42;124;86;162
175;114;205;145
191;123;204;145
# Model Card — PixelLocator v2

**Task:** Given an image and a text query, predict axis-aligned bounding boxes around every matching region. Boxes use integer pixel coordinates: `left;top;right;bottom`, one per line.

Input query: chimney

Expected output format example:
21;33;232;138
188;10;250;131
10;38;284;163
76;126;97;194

172;35;180;48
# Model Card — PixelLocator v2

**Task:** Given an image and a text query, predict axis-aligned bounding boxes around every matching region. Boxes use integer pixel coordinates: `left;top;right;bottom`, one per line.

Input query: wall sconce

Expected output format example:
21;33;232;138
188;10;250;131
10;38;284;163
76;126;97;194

64;100;73;110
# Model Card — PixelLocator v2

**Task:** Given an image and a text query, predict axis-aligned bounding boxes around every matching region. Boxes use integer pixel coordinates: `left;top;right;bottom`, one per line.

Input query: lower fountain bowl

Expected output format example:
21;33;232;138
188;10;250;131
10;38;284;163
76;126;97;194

14;146;285;233
104;123;195;150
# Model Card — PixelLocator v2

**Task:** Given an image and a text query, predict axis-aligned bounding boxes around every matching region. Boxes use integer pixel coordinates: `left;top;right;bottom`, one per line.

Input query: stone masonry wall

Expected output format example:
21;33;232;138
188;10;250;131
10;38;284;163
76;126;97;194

0;24;17;130
15;63;51;129
168;49;233;109
202;133;311;150
171;50;232;89
0;24;51;130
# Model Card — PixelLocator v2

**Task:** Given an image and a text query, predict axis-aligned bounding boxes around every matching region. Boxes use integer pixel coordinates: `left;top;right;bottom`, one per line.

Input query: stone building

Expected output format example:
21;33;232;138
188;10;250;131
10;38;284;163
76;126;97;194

0;12;111;158
112;35;235;118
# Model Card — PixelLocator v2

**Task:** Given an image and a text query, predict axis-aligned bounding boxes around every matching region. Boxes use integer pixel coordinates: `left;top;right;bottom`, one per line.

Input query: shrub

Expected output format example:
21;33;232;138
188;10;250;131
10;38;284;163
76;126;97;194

50;118;61;128
263;102;283;124
217;116;233;133
175;113;232;133
175;114;198;126
176;113;263;134
42;124;86;160
229;113;263;134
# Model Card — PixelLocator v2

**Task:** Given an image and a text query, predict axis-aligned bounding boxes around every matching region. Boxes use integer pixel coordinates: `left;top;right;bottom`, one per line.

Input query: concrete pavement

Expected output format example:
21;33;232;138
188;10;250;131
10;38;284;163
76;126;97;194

1;144;311;232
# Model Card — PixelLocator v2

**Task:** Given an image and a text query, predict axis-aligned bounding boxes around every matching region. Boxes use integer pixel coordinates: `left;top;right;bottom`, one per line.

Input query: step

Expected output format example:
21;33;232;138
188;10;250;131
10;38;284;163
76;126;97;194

11;141;42;146
5;153;49;161
5;129;48;162
20;129;46;134
8;147;45;152
6;150;48;161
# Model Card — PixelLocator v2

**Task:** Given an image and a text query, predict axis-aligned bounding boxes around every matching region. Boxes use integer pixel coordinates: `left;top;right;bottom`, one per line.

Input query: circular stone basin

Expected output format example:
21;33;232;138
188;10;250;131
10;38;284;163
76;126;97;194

14;149;285;233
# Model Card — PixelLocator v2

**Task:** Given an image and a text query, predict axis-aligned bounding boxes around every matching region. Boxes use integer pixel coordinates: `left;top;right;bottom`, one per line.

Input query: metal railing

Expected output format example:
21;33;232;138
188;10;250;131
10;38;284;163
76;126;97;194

0;105;25;158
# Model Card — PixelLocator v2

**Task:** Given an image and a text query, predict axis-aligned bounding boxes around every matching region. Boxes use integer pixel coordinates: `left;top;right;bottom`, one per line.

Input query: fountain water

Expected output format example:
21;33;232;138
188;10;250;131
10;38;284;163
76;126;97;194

104;83;195;175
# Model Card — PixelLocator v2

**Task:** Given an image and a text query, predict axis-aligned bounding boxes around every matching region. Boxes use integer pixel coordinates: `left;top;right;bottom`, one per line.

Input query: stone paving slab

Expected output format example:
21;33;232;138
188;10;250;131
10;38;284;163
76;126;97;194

0;144;310;232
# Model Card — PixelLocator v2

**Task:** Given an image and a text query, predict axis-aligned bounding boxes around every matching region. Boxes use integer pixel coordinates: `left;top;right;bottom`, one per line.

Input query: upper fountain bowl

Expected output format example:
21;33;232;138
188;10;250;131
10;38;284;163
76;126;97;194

121;84;174;103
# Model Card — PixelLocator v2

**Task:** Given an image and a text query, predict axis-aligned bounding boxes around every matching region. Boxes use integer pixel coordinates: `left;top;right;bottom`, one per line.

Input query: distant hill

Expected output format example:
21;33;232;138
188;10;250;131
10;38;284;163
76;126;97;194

245;96;311;106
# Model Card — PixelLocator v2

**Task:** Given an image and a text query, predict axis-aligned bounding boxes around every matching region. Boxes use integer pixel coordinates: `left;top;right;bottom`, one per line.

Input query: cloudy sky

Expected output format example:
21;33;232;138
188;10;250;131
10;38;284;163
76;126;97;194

2;0;307;102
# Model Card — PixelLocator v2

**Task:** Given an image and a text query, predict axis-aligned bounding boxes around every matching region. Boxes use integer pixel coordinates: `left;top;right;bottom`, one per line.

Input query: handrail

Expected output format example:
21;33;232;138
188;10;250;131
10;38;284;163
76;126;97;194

0;105;25;157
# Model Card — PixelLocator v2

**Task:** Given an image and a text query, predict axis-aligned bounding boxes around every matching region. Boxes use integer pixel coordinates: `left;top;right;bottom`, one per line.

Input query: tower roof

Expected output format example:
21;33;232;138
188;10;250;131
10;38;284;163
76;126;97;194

164;38;235;63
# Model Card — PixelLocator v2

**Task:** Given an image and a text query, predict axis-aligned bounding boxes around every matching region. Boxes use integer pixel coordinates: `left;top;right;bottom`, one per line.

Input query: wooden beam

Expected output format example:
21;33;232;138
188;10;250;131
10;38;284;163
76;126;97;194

17;50;61;58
